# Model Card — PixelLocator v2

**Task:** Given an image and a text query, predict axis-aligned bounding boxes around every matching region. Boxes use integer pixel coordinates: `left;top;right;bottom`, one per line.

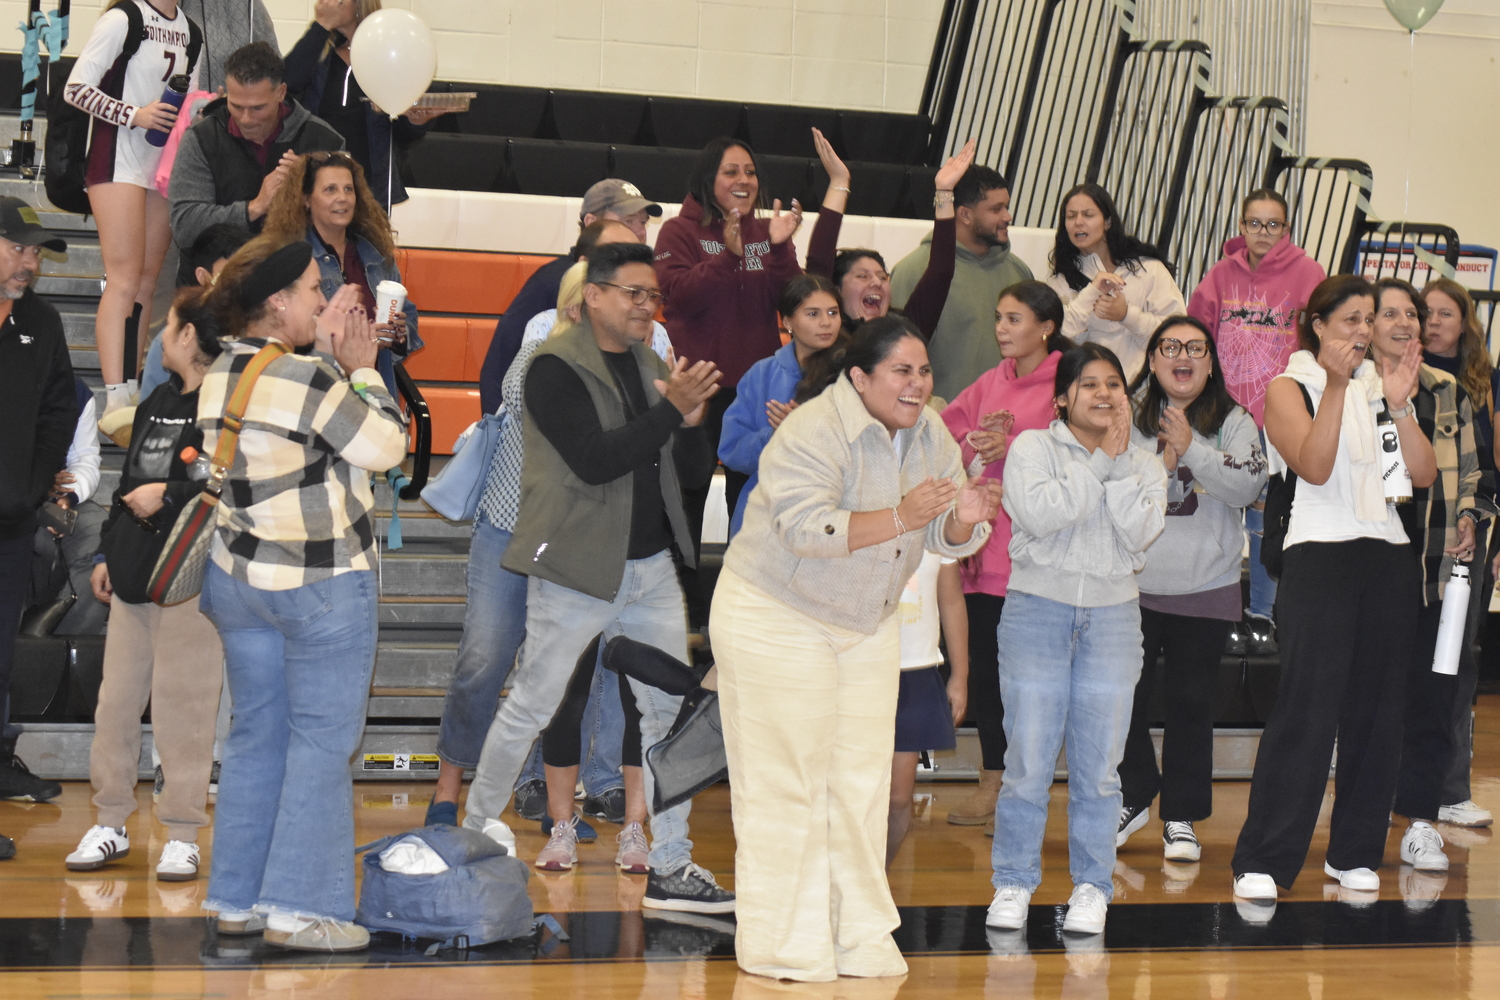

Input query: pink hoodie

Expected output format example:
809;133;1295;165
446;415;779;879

1187;235;1326;427
941;350;1062;597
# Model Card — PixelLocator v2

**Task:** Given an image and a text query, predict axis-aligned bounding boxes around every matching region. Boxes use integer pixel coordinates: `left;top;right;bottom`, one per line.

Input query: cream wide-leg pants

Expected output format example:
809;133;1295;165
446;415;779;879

711;568;907;983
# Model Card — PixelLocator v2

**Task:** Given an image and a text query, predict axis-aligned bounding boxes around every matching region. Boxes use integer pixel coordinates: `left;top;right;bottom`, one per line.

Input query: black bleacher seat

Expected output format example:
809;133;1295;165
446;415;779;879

401;133;506;192
895;165;939;220
503;138;612;198
845;162;911;219
551;90;650;145
436;84;550;139
839;111;932;167
745;106;840;158
610;146;698;204
644;97;747;152
754;154;818;212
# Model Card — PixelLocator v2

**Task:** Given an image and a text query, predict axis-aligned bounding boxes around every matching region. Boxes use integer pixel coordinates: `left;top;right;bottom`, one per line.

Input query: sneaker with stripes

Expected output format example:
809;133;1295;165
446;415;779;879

66;825;130;871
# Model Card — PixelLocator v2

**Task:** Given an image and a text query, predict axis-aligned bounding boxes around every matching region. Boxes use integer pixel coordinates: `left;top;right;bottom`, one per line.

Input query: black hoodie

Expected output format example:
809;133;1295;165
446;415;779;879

0;288;77;541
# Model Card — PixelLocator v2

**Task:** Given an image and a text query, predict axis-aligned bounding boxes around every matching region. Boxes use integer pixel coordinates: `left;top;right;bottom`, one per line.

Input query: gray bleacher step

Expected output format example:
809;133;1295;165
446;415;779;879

380;539;470;596
41;242;104;276
377;511;471;540
373;626;461;688
379;598;467;625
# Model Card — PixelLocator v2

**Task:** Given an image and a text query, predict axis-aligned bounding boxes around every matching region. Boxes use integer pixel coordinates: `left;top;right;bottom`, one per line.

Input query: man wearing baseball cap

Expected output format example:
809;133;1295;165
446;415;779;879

478;179;662;413
0;196;74;839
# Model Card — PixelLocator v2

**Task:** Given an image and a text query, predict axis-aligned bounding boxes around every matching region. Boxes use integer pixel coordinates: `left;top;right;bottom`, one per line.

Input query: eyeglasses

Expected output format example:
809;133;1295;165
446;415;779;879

1158;338;1209;359
307;151;356;166
597;282;666;307
1241;219;1285;235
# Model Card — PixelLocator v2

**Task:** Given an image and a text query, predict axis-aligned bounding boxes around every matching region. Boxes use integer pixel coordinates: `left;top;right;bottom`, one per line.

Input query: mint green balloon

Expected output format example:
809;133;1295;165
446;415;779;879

1383;0;1446;31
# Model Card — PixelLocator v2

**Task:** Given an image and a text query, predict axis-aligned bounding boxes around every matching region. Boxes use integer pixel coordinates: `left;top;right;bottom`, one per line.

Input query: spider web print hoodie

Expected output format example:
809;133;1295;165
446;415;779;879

1187;235;1326;428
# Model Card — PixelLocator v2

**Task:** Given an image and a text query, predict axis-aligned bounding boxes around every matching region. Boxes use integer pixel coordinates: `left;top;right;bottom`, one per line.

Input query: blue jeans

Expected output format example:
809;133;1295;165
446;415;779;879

437;521;625;792
199;564;378;921
464;550;693;872
140;334;169;397
1245;499;1276;620
991;592;1143;900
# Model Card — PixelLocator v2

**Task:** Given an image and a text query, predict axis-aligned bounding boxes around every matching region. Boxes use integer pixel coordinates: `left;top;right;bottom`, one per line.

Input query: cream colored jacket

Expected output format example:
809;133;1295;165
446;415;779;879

723;373;991;634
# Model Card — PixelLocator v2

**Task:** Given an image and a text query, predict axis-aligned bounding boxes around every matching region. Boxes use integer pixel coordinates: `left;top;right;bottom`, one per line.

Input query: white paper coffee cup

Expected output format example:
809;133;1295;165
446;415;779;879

375;279;407;329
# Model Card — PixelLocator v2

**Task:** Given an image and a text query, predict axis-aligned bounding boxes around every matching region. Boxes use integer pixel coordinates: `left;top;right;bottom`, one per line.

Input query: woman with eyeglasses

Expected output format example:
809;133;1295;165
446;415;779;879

1231;275;1434;903
1188;188;1327;657
284;0;445;211
806;129;975;339
1372;278;1495;876
1046;183;1185;384
1117;317;1265;863
262;152;422;398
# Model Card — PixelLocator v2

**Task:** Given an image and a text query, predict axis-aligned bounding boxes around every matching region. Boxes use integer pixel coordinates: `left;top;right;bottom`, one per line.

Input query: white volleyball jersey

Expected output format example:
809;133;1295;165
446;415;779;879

65;0;199;130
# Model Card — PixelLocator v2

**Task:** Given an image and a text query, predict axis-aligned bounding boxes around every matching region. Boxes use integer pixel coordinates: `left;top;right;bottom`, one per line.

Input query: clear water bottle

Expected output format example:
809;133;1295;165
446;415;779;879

145;74;191;148
1432;563;1470;675
1378;407;1412;504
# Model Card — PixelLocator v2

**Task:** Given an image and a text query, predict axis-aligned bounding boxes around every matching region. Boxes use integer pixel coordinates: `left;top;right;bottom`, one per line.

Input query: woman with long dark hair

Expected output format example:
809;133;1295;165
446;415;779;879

1117;316;1265;862
1231;275;1433;903
1046;183;1184;384
938;280;1071;826
712;316;1001;981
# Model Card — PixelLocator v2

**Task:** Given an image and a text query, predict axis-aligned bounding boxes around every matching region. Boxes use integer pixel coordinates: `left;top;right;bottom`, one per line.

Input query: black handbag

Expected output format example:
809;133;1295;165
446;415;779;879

1258;382;1314;582
19;535;76;637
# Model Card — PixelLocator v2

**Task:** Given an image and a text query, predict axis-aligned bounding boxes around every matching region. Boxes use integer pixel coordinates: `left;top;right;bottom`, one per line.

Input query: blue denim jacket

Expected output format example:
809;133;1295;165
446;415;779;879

308;225;422;397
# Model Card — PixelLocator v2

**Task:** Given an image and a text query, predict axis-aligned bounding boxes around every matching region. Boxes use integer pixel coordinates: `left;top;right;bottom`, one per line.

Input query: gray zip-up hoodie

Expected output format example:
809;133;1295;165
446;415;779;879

1002;420;1168;607
1130;406;1267;596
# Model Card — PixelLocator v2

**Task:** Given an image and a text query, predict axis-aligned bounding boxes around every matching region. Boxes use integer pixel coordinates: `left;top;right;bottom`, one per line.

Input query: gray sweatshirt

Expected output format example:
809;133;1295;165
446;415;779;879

1130;405;1267;596
177;0;276;93
1002;420;1168;607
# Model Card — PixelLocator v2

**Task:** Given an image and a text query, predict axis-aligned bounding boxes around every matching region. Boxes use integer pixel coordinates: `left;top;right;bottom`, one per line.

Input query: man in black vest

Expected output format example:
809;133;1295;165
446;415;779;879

0;198;73;852
167;41;342;284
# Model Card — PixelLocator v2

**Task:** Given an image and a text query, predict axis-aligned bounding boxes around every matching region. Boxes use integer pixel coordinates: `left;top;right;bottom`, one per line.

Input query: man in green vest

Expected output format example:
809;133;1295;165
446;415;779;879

464;242;734;914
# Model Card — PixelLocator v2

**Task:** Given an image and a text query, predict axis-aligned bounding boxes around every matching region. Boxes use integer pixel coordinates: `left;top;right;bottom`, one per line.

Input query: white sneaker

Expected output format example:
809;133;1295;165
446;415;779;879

1400;821;1449;872
481;817;516;856
1438;799;1493;828
1233;872;1277;900
1162;820;1200;862
1061;883;1107;934
1323;861;1379;891
156;840;199;882
985;885;1031;930
65;825;130;870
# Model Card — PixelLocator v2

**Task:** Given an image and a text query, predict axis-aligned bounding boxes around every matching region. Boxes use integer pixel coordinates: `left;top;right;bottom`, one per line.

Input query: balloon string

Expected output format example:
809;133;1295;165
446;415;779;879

388;121;393;216
1405;30;1413;222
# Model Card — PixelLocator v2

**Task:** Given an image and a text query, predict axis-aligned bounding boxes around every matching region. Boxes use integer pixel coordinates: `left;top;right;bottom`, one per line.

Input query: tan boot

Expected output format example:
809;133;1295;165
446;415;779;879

947;769;1003;826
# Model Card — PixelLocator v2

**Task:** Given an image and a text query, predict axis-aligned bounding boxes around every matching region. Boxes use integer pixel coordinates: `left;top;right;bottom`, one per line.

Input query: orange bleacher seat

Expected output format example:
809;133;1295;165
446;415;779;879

464;319;495;382
402;316;470;381
395;249;553;316
412;386;484;455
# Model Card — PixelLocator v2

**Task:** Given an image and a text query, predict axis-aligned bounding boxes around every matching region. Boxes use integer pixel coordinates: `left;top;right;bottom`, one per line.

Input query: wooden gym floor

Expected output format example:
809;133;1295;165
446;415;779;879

2;695;1498;999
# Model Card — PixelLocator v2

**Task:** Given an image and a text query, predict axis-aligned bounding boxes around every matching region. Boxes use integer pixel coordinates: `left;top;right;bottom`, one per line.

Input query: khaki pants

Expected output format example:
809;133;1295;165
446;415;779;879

711;568;906;983
91;599;223;842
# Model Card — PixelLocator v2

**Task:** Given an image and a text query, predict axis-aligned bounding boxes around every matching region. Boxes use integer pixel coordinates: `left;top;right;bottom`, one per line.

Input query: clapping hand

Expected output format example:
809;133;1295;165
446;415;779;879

765;398;798;429
964;429;1009;466
897;477;958;532
654;356;722;426
1092;272;1127;322
954;477;1004;526
767;199;803;246
1158;405;1192;470
1101;408;1131;459
1381;337;1423;412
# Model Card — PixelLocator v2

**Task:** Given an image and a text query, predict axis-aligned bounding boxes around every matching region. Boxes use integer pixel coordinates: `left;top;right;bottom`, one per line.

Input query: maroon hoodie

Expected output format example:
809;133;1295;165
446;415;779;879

1187;234;1326;427
653;195;802;388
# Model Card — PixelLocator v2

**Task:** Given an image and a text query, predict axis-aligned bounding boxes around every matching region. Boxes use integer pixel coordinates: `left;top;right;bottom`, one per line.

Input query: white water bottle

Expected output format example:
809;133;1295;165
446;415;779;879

1378;408;1412;504
1432;563;1470;676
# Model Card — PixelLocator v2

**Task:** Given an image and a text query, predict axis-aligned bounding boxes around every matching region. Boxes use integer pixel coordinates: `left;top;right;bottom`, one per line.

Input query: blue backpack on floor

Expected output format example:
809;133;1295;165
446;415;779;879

355;824;533;949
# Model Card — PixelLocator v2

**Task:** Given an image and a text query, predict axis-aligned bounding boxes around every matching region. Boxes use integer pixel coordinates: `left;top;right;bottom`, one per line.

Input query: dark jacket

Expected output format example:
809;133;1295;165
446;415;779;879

501;319;709;601
307;224;423;397
168;96;344;276
97;379;204;604
283;22;426;210
479;251;574;413
0;289;77;541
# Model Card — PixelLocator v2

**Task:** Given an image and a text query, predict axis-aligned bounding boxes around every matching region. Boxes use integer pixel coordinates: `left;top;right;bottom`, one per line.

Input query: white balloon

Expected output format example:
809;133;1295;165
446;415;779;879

350;9;438;119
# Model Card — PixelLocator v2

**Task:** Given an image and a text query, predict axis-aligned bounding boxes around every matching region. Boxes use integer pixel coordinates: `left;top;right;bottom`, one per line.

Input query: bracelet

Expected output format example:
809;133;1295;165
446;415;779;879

933;191;954;209
892;508;908;537
1387;402;1413;420
829;185;850;193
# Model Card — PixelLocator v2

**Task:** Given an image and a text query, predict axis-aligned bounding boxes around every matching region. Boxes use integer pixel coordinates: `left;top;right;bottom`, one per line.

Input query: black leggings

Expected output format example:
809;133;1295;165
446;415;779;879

1120;607;1233;821
1394;600;1457;821
964;592;1007;770
541;637;643;769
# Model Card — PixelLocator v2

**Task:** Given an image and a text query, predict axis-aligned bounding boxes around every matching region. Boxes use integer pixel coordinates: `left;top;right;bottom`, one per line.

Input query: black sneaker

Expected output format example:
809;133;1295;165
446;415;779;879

152;765;164;804
208;761;220;800
513;778;548;822
0;754;62;803
0;832;14;860
1246;616;1277;656
643;862;735;914
1225;624;1247;656
582;786;626;824
1116;804;1150;847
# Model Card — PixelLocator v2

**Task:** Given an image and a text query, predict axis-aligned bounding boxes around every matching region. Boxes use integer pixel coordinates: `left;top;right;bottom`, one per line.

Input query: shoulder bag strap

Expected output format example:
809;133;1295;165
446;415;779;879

202;341;290;498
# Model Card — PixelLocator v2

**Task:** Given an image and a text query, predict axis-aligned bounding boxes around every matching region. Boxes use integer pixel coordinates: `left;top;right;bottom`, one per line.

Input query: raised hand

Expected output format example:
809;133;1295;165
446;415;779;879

653;356;722;424
812;127;850;189
1381;336;1423;412
723;209;744;257
316;283;365;355
767;199;803;246
1101;408;1131;459
331;301;378;375
897;477;959;532
954;477;1004;526
977;408;1015;435
934;138;977;194
964;429;1008;466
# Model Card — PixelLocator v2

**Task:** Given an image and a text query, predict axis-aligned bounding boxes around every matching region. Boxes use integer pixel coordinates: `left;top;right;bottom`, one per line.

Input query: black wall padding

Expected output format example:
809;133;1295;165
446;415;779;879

402;133;507;192
550;90;651;145
745;106;841;158
610;145;700;203
503;138;612;198
643;97;747;152
840;112;932;166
